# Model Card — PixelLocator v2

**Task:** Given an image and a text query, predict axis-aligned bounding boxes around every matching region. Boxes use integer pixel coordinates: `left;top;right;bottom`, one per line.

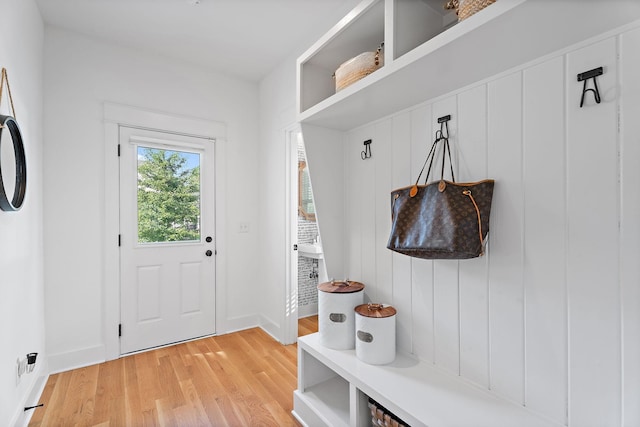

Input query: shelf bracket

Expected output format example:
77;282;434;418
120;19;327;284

577;67;603;108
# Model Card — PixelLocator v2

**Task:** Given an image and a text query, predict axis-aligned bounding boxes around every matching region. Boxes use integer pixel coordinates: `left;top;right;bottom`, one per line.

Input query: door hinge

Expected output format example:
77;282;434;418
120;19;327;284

118;324;122;337
118;234;121;247
117;144;121;157
293;244;298;251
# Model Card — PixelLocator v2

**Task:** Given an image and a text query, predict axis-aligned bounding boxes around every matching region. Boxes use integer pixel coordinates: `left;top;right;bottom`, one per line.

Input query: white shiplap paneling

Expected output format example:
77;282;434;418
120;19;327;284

566;37;621;427
620;26;640;427
522;55;568;422
390;112;414;354
358;126;378;300
373;119;394;306
321;22;640;427
487;71;525;403
431;96;462;375
409;105;435;362
457;85;491;388
345;126;365;282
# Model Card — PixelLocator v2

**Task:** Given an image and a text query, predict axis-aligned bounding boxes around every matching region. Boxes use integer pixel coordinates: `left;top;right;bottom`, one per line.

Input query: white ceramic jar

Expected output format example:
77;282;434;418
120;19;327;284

317;280;365;349
355;303;397;365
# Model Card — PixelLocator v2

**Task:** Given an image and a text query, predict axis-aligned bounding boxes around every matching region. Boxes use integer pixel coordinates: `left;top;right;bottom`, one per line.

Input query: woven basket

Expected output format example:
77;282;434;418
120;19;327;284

334;44;384;92
367;398;408;427
445;0;496;21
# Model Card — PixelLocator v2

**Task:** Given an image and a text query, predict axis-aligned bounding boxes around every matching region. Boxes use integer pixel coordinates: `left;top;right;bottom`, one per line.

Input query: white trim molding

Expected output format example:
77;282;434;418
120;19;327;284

103;102;227;361
104;102;227;139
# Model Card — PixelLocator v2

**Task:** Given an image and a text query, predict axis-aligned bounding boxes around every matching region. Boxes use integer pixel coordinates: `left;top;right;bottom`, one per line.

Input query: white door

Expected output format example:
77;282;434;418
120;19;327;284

119;126;216;354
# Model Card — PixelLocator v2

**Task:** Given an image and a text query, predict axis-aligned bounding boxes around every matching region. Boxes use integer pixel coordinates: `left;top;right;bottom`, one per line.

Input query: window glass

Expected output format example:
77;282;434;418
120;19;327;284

137;146;201;243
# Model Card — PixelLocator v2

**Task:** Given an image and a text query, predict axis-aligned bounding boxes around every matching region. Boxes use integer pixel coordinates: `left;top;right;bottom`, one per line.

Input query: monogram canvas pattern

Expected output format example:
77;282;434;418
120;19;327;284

387;179;495;259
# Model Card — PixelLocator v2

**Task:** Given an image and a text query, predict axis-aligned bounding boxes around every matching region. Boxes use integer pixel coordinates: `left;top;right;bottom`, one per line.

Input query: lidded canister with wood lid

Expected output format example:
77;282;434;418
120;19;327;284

355;303;397;365
317;280;365;349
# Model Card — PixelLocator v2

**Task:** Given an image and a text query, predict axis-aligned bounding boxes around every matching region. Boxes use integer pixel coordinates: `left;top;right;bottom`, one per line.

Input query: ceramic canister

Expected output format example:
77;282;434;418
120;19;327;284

355;303;397;365
317;280;365;349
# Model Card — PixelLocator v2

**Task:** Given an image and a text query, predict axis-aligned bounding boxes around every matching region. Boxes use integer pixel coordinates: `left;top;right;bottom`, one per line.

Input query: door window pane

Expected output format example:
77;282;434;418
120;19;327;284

137;146;201;243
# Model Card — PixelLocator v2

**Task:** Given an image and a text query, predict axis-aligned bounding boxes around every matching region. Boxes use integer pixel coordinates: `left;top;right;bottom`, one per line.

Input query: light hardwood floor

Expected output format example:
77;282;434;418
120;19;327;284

29;316;318;427
297;316;318;338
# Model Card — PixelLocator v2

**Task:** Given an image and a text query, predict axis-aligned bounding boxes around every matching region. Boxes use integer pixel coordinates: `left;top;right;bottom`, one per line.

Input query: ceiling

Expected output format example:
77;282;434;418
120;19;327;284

35;0;368;82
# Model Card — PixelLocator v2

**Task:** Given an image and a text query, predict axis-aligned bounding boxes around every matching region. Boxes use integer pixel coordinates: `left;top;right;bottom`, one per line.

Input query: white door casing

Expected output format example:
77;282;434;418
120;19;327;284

284;125;300;345
119;126;216;354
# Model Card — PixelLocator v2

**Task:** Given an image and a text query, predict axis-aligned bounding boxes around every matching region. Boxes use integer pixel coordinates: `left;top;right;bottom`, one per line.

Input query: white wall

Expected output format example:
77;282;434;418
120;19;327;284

257;57;296;338
257;0;365;342
43;26;261;371
0;0;46;425
318;23;640;427
257;61;348;341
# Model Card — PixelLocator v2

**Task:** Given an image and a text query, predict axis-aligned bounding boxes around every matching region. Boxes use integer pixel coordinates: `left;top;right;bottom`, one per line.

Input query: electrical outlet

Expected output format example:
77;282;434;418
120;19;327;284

238;222;250;233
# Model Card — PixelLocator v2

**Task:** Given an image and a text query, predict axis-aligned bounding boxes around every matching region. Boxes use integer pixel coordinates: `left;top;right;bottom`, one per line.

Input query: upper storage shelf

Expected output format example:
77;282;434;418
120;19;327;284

297;0;386;115
297;0;456;123
297;0;640;130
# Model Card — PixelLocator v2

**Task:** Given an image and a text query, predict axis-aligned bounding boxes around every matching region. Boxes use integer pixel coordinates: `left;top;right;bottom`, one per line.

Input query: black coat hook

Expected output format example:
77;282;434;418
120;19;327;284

361;139;372;160
577;67;603;108
437;115;451;140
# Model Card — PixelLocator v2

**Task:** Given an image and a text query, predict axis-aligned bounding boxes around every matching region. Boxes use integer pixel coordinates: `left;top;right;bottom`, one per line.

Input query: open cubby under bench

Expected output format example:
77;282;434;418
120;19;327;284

293;333;557;427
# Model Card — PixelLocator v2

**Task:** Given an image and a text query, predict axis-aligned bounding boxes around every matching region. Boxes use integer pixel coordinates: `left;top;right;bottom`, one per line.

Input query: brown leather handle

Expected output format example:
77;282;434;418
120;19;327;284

412;120;455;197
463;189;485;256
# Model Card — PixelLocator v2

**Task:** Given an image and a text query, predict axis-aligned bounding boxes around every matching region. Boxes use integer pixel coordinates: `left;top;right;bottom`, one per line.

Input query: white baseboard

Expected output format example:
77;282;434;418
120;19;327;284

291;409;310;427
47;344;106;375
10;362;49;427
50;315;264;375
217;314;260;336
259;315;282;343
298;303;318;319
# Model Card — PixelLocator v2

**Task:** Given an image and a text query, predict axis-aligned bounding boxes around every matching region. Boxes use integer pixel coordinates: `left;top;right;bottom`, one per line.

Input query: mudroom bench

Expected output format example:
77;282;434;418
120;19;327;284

293;332;557;427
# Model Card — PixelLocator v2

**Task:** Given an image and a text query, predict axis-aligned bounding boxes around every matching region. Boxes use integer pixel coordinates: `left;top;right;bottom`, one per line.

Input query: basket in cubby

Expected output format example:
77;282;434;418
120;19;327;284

333;43;384;92
445;0;496;21
368;397;410;427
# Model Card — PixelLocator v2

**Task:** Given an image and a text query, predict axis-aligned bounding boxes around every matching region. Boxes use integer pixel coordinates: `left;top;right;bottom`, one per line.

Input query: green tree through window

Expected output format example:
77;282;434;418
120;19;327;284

137;147;201;243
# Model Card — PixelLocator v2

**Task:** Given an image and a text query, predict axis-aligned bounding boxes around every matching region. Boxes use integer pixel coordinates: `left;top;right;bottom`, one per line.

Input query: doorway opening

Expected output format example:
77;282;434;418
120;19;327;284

119;126;216;354
297;135;320;318
285;126;325;344
103;103;227;361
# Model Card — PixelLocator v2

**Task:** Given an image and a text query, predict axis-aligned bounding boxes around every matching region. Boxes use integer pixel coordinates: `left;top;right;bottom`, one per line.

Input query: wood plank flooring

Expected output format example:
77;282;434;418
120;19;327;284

29;316;318;427
297;316;319;338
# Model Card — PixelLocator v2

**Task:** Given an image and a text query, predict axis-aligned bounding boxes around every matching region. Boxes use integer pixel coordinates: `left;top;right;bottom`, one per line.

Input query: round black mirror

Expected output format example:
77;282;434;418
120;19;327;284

0;115;27;211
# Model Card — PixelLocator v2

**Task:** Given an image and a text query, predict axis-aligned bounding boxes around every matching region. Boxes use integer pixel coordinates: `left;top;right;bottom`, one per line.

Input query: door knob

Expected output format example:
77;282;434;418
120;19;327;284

205;250;213;257
206;236;213;243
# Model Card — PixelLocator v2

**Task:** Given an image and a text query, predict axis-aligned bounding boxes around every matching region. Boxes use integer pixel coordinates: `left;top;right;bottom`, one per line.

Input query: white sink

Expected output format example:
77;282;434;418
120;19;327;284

297;243;323;259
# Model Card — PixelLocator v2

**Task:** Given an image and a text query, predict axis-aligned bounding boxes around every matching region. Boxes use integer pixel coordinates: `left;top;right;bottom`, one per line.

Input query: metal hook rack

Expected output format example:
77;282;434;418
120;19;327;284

437;115;451;140
361;139;372;160
577;67;603;108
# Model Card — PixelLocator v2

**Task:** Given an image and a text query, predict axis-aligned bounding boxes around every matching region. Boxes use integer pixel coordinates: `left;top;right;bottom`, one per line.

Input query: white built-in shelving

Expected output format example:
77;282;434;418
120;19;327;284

294;0;640;425
293;333;556;427
297;0;636;130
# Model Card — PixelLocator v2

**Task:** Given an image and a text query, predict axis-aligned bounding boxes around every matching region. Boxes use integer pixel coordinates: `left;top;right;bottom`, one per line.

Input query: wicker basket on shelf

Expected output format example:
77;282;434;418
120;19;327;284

445;0;496;21
333;43;384;92
368;398;409;427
